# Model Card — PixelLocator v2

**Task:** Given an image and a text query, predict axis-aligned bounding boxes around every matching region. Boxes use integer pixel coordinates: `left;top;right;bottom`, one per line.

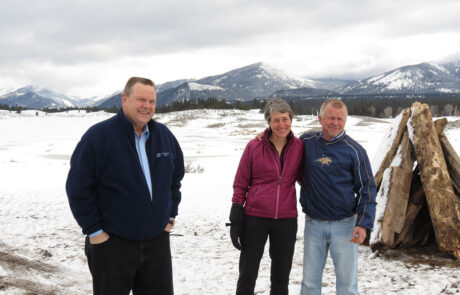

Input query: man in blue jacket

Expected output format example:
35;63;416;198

66;77;184;295
299;99;376;295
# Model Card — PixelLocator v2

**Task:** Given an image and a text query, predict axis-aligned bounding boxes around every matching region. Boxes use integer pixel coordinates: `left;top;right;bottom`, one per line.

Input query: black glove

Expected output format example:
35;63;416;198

229;203;244;250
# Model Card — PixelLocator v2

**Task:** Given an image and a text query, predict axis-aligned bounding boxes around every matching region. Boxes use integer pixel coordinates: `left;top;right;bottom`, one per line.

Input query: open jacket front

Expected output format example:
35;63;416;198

232;128;304;219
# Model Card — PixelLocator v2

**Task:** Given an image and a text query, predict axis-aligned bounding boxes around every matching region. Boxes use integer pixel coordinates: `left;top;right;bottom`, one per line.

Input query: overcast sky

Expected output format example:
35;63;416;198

1;0;459;98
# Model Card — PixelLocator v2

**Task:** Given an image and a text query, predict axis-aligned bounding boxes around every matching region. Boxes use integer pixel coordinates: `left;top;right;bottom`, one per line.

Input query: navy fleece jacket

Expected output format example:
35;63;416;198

299;131;376;230
66;110;184;241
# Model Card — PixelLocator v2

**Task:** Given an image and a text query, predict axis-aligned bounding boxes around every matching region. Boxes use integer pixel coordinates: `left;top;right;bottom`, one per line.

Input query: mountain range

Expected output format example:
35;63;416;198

0;86;98;109
2;60;460;109
339;61;460;95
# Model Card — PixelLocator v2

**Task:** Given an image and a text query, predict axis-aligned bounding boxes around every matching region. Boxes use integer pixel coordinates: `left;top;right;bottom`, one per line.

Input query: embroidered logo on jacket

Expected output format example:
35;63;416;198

316;157;332;165
156;152;170;158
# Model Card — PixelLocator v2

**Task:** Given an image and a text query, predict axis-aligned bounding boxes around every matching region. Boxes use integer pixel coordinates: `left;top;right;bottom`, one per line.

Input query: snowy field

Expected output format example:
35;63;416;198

0;108;459;294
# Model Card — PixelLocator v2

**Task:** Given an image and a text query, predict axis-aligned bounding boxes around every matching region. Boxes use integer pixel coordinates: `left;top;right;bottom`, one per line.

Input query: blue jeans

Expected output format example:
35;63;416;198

300;214;358;295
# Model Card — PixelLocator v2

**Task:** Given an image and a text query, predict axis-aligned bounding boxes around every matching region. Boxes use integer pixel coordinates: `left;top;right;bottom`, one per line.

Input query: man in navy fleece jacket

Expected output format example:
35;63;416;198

66;77;184;295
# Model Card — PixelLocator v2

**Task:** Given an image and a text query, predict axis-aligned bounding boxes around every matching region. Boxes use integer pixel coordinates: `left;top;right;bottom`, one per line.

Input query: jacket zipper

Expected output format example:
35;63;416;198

249;186;261;210
275;176;281;219
145;132;155;239
269;144;287;219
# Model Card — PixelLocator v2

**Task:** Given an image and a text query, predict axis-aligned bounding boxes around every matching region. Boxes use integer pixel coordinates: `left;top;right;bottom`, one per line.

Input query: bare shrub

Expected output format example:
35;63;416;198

185;161;204;173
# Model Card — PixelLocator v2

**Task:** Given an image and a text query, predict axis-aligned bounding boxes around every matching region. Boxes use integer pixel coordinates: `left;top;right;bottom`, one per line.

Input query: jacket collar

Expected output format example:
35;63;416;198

320;130;346;144
117;109;156;137
262;127;294;146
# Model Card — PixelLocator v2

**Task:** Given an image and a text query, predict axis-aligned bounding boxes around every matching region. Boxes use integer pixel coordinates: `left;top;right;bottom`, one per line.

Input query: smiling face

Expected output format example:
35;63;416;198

269;111;292;139
318;104;347;141
121;82;156;135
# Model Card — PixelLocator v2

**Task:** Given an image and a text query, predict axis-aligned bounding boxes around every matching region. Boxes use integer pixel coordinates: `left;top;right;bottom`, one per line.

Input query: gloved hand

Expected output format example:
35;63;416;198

229;203;244;250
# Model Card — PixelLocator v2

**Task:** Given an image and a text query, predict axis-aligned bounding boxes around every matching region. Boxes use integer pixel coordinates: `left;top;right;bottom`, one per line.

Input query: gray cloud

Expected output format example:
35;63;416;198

1;0;459;96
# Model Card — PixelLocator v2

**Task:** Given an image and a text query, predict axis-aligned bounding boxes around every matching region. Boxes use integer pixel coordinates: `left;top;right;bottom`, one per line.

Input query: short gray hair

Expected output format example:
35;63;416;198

319;98;348;117
264;98;294;123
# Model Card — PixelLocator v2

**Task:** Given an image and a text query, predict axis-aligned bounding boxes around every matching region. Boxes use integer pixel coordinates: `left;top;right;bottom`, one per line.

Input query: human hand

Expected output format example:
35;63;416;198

230;224;243;250
165;218;175;232
89;231;110;244
255;132;264;141
229;204;244;250
350;226;366;244
165;223;172;232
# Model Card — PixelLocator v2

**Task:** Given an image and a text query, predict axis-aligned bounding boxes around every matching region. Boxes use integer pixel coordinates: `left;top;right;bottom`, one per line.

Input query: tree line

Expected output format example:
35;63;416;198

1;94;459;118
155;97;266;113
286;94;460;117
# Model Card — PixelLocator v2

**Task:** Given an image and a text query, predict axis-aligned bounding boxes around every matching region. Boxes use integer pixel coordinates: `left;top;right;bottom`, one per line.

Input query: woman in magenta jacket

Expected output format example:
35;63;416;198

229;98;304;295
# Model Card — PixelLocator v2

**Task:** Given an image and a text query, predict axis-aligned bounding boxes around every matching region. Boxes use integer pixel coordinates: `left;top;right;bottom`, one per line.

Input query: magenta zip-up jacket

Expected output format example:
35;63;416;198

232;128;304;219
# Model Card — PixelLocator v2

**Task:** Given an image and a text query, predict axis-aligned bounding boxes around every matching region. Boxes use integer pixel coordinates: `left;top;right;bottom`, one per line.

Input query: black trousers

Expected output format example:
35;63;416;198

85;231;173;295
236;216;297;295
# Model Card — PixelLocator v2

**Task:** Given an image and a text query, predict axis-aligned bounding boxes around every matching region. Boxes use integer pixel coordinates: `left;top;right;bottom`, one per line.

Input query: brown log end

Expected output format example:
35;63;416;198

434;118;448;135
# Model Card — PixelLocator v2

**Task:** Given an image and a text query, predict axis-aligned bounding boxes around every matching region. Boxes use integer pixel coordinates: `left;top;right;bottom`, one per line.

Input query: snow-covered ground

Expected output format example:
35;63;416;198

0;109;458;294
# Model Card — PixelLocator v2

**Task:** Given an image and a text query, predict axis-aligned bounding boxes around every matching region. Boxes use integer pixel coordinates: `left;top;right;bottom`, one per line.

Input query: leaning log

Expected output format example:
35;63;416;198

370;128;415;250
408;102;460;259
373;108;411;189
434;119;460;197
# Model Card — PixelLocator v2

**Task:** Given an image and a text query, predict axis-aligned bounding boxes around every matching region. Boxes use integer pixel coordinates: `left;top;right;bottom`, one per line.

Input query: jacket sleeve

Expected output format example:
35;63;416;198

65;134;102;235
232;142;252;205
297;141;305;184
170;135;185;218
353;145;377;230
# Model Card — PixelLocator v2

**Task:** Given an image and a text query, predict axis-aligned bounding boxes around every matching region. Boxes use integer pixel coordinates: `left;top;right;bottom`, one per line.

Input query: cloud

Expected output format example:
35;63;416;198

1;0;459;96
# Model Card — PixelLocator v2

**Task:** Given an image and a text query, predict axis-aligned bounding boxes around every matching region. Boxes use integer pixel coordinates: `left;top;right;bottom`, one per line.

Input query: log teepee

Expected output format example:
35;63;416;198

370;102;460;259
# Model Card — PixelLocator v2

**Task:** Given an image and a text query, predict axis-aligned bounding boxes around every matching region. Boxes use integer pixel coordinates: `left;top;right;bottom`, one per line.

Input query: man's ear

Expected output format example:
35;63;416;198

121;93;127;105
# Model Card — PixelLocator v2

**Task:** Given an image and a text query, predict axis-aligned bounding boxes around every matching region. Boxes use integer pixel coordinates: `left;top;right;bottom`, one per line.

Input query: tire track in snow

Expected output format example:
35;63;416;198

0;242;89;294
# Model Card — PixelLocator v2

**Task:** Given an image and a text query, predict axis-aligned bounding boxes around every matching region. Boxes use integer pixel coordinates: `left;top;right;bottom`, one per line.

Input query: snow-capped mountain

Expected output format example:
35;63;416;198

196;62;318;99
3;59;460;110
338;62;460;95
154;62;319;105
0;85;89;108
443;60;460;80
96;62;320;107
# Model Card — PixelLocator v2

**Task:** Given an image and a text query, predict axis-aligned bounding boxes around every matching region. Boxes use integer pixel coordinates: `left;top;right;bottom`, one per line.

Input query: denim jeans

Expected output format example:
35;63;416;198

300;214;358;295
